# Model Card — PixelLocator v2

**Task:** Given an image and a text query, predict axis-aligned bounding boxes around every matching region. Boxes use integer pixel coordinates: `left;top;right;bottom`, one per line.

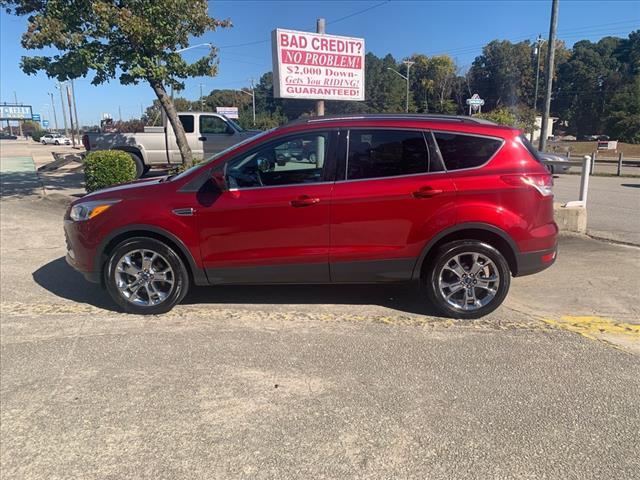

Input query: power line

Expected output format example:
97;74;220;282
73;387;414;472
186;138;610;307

217;0;392;49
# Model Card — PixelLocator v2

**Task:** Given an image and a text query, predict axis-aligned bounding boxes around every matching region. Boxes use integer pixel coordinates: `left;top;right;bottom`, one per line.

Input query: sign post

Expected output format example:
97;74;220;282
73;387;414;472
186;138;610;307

466;93;485;115
271;26;365;112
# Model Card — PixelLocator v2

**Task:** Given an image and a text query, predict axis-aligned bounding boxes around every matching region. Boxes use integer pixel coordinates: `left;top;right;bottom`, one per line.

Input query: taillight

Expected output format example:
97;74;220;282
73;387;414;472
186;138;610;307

501;174;553;197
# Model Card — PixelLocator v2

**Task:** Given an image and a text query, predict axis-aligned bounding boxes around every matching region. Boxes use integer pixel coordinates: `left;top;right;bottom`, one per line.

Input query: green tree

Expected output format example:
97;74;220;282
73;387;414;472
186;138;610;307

469;40;535;109
475;105;536;132
2;0;230;164
606;75;640;143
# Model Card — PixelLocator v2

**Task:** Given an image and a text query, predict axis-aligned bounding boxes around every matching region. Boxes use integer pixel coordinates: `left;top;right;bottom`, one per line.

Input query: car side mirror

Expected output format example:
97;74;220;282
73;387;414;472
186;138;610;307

211;163;228;192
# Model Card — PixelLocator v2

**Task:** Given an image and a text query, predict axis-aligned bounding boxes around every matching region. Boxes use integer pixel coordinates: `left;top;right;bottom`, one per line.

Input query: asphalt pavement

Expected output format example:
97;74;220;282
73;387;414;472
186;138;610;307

1;195;639;479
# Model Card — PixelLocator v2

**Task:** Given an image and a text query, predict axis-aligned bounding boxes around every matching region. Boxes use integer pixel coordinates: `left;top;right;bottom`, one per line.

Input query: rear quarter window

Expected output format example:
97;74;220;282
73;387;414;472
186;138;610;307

434;132;503;170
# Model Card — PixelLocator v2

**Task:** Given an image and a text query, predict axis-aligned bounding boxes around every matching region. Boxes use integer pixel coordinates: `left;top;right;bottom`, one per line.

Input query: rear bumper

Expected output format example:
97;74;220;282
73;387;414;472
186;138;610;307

514;244;557;277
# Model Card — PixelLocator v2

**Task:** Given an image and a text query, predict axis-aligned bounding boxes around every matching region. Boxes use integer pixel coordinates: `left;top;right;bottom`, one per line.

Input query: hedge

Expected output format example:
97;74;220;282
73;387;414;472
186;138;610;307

84;150;137;193
31;131;45;142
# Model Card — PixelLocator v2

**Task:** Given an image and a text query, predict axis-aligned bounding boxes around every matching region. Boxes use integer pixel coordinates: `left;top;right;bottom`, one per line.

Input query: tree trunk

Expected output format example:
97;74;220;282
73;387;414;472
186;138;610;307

148;78;193;165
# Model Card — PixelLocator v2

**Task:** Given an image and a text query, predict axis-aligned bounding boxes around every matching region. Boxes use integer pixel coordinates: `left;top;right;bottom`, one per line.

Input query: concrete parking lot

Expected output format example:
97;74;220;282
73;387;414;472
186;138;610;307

1;141;639;478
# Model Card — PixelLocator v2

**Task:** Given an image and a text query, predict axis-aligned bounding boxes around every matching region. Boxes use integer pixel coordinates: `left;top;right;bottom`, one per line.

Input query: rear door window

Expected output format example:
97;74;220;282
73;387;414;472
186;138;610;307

346;130;431;180
433;132;502;170
178;115;194;133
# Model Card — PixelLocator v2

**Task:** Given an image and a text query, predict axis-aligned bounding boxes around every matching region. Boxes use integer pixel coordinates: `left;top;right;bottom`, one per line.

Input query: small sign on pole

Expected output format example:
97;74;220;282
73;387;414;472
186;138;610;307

42;119;50;128
466;93;485;115
32;113;41;122
216;107;239;119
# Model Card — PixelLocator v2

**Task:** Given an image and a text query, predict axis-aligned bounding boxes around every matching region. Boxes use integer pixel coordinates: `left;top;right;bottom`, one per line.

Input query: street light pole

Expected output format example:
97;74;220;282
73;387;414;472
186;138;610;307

239;82;256;126
48;92;59;131
65;83;77;147
56;82;69;137
387;61;415;113
71;79;81;142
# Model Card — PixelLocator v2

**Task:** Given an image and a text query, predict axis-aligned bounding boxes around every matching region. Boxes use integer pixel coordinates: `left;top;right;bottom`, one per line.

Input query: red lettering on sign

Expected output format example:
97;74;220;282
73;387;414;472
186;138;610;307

281;49;362;69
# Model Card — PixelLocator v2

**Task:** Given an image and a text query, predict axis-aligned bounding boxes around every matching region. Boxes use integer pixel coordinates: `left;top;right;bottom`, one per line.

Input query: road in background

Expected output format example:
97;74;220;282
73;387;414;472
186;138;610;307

553;174;640;245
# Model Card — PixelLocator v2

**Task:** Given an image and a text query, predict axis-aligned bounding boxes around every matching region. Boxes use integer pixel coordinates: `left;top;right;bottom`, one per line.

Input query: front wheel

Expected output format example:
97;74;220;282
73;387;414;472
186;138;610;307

104;238;190;314
41;140;47;145
423;240;511;319
54;140;60;145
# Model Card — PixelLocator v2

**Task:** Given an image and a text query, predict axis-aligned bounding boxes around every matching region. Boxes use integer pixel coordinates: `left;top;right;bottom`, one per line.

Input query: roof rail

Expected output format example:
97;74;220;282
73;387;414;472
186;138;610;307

285;113;498;127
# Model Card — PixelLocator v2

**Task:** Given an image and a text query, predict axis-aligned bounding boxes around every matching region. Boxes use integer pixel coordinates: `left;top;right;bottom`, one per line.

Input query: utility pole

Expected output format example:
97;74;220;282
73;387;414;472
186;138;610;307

57;82;69;137
71;80;81;142
316;18;326;117
199;83;204;110
250;77;256;126
48;92;59;131
530;35;543;142
118;106;122;122
13;91;23;137
387;61;415;113
539;0;559;152
66;84;77;147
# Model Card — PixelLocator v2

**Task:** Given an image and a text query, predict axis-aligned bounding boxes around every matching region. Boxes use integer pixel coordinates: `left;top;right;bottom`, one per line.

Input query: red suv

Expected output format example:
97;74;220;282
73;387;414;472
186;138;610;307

65;115;557;318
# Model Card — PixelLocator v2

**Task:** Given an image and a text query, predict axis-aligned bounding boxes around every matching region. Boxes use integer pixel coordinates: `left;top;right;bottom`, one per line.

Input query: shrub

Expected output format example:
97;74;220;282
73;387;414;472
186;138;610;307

84;150;137;193
31;130;45;142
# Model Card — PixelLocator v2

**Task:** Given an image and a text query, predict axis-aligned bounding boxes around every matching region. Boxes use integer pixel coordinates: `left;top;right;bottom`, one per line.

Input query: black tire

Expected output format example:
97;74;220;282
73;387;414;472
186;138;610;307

41;140;46;145
423;240;511;319
127;152;145;178
104;237;190;314
546;164;555;175
54;140;60;145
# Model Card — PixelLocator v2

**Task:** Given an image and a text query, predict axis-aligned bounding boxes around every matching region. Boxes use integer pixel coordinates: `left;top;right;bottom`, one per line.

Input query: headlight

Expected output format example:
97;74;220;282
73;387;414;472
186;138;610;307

70;200;120;222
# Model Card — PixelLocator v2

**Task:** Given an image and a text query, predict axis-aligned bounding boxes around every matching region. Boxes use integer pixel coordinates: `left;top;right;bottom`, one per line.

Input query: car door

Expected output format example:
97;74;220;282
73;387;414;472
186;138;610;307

196;130;336;284
329;128;457;282
199;115;241;159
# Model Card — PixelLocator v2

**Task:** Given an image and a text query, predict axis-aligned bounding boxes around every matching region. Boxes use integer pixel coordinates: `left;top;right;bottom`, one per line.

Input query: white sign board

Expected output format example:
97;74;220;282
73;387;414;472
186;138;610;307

272;28;365;101
0;105;33;120
597;140;618;150
216;106;239;119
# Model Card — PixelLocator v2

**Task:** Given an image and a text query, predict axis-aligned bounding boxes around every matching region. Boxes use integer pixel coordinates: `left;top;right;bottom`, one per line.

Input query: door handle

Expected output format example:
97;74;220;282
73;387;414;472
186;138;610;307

290;195;320;207
198;136;207;141
413;186;443;198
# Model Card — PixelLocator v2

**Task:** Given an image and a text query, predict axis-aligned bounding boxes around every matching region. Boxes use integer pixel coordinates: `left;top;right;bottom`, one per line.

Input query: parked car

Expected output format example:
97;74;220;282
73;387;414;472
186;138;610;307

64;114;557;319
537;151;571;174
41;133;71;145
0;132;18;140
82;112;261;178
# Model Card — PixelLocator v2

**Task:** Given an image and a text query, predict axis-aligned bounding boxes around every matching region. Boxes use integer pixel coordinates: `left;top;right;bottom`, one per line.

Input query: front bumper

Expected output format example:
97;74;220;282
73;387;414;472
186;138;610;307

64;219;101;283
515;244;557;277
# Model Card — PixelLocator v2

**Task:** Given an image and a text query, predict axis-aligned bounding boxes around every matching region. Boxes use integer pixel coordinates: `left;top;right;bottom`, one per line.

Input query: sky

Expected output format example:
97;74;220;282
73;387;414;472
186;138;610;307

1;0;638;126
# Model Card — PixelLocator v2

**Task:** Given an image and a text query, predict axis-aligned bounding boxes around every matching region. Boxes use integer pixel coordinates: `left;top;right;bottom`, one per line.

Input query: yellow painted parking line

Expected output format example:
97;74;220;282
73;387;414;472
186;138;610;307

542;315;640;341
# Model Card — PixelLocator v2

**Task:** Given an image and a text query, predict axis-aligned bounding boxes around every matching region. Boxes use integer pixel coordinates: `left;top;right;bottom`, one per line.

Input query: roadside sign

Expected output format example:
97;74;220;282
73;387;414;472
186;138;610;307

0;105;33;120
32;113;41;122
216;106;239;119
597;140;618;150
466;93;485;114
42;120;49;128
272;28;365;101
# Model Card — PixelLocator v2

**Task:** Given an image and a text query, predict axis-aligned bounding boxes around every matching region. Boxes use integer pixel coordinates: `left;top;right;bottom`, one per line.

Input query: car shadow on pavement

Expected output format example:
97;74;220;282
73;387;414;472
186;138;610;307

32;257;116;310
33;257;437;316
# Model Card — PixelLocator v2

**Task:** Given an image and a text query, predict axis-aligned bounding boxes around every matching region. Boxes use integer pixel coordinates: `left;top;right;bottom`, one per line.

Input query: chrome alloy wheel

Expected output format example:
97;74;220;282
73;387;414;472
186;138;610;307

437;252;500;312
114;249;175;306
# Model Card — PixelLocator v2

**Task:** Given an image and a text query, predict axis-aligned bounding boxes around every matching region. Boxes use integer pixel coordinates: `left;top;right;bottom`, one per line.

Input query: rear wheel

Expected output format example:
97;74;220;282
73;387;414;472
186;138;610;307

104;238;190;314
423;240;511;319
126;152;145;178
54;140;60;145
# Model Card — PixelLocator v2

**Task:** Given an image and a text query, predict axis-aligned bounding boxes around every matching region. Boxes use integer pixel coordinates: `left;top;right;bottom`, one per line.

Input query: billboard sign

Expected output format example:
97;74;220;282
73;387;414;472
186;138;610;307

272;28;365;101
216;106;239;119
0;105;33;120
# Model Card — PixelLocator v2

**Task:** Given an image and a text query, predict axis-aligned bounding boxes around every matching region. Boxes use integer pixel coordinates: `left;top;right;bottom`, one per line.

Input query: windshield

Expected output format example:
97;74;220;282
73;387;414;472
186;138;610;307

226;117;244;132
169;129;274;182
